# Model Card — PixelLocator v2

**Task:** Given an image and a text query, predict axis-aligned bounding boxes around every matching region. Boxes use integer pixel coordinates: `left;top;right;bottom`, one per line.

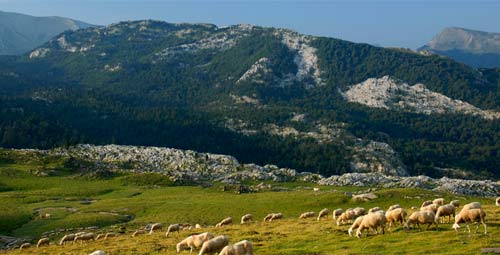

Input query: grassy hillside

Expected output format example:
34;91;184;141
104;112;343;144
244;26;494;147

0;149;499;254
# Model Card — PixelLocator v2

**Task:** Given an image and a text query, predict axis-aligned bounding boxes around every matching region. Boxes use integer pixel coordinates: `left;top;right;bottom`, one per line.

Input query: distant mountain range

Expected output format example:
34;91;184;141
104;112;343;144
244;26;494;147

0;10;94;55
419;27;500;68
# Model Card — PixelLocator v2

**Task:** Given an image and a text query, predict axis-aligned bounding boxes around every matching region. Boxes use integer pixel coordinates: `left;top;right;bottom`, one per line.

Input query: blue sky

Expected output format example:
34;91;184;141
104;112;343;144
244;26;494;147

1;0;499;49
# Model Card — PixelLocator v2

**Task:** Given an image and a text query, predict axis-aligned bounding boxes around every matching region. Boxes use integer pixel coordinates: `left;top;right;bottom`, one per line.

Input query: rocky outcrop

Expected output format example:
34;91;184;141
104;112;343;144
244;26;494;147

341;76;500;119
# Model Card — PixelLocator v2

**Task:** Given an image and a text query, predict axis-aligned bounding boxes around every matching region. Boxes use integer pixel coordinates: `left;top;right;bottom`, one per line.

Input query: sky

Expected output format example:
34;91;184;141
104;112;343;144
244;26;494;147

1;0;499;49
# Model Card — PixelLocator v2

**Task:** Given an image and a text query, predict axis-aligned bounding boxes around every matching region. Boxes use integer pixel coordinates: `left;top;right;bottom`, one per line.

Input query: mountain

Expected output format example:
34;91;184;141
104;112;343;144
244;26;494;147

419;27;500;68
0;20;499;179
0;10;94;55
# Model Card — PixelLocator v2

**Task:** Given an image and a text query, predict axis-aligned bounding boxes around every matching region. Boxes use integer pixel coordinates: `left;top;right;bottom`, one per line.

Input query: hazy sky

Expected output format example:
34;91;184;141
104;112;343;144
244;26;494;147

1;0;499;49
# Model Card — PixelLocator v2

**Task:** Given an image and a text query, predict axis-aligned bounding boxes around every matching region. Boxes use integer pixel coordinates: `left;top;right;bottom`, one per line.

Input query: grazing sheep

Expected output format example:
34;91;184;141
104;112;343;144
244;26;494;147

216;217;233;228
496;197;500;206
435;204;456;223
404;211;437;231
198;235;229;255
299;212;316;219
317;208;329;221
462;202;482;211
104;232;116;240
219;240;253;255
176;232;214;254
355;211;386;238
313;188;320;192
19;243;31;250
450;200;460;208
264;213;283;222
421;204;438;214
353;207;366;217
433;198;445;206
74;232;95;243
132;229;146;237
195;224;202;229
332;208;344;221
241;214;253;224
40;213;51;219
59;234;76;245
336;209;356;225
89;251;106;255
348;216;365;237
149;223;163;234
368;207;383;214
95;234;105;241
385;207;407;229
37;238;50;248
453;208;487;234
387;204;402;211
166;224;184;237
421;200;433;208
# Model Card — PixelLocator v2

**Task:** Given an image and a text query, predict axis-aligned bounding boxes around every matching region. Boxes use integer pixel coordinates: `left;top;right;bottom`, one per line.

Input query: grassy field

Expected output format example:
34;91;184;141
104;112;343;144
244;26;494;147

0;149;499;254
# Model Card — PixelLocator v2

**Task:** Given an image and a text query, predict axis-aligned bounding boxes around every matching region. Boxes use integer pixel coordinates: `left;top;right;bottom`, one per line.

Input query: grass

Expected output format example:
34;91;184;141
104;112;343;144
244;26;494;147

0;149;499;254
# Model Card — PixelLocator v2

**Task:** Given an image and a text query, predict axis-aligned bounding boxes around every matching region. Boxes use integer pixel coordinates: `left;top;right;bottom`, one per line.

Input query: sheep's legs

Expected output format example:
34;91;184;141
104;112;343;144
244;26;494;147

483;222;488;234
465;223;471;233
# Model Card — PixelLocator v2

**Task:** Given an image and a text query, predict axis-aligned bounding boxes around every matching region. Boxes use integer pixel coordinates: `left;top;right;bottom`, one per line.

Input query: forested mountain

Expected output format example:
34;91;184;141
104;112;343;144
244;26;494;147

1;20;499;179
0;10;94;55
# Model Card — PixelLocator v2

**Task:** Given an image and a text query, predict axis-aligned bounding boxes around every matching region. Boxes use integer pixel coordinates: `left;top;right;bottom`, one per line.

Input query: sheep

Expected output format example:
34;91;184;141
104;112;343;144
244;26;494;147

198;235;229;255
176;232;214;254
219;240;253;255
404;211;437;231
132;229;146;237
387;204;402;211
433;198;445;206
89;251;106;255
450;200;460;208
59;234;76;245
336;209;356;225
149;223;163;234
166;224;184;237
421;200;433;208
353;207;366;217
216;217;233;228
37;237;50;248
435;204;456;223
40;213;51;219
95;234;105;241
264;213;283;222
195;224;202;229
19;243;31;250
317;208;329;221
104;232;116;240
462;202;481;210
421;203;438;214
385;207;407;229
368;207;383;214
332;208;344;220
299;212;316;219
453;208;487;234
496;197;500;206
348;216;365;237
74;232;95;243
241;214;253;224
355;211;386;238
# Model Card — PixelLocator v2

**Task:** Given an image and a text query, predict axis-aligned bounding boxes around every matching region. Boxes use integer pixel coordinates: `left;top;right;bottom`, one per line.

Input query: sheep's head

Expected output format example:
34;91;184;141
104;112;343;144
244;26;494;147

403;222;409;230
348;228;354;237
452;223;460;232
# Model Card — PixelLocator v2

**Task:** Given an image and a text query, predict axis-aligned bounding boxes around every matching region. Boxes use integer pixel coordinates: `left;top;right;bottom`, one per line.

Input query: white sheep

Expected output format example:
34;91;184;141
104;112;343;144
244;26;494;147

104;232;116;240
59;234;76;245
348;215;365;237
368;207;383;214
404;211;437;231
421;200;433;208
219;240;253;255
453;208;487;234
19;243;31;250
433;198;445;206
317;208;329;221
37;238;50;248
495;197;499;206
166;224;183;237
176;232;214;254
264;213;283;222
462;202;481;210
332;208;344;221
420;203;438;214
195;224;202;229
450;200;460;208
387;204;401;211
385;207;407;229
89;251;106;255
149;223;163;234
241;214;253;224
299;211;316;219
198;235;229;255
132;229;146;237
74;232;95;243
435;204;456;223
95;234;105;241
336;209;355;225
216;217;233;228
355;211;386;238
353;207;366;217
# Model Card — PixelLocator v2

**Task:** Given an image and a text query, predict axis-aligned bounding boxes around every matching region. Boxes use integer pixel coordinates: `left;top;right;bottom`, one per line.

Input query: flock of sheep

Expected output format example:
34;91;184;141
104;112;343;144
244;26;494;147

18;196;500;254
